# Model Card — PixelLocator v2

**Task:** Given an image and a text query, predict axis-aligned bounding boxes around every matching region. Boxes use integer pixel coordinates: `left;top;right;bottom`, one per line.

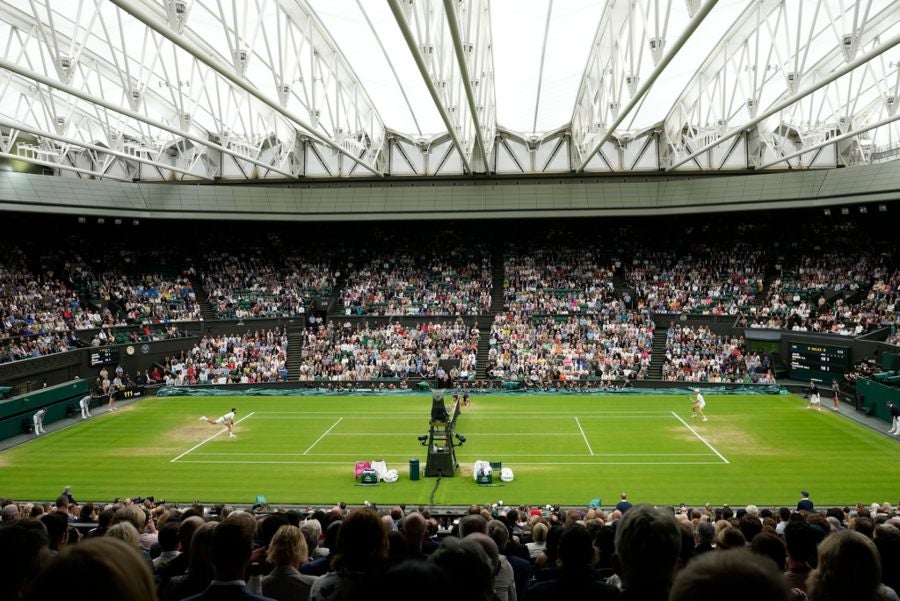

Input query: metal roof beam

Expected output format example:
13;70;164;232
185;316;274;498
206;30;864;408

443;0;494;173
576;0;719;172
0;57;297;179
758;109;900;169
0;116;207;180
108;0;383;177
668;28;900;170
388;0;475;174
572;0;718;173
0;150;132;182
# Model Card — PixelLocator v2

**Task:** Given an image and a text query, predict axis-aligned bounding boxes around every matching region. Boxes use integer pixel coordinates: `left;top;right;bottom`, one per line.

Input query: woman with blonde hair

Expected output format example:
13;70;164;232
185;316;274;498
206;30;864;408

263;524;320;601
527;522;549;559
26;537;155;601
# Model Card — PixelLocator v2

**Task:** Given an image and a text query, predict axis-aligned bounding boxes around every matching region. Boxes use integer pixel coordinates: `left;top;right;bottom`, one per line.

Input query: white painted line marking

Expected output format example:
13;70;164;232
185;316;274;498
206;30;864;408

323;432;583;436
171;411;255;463
575;417;594;455
670;411;729;464
173;460;727;466
188;452;717;457
303;417;343;455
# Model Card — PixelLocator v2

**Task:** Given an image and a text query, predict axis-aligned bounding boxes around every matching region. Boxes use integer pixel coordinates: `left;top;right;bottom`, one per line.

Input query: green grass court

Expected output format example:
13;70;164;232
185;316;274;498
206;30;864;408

3;393;899;507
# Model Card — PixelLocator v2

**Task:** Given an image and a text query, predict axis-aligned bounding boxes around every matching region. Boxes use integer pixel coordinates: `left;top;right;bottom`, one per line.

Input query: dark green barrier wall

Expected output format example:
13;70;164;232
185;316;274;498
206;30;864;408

856;378;899;422
0;379;89;439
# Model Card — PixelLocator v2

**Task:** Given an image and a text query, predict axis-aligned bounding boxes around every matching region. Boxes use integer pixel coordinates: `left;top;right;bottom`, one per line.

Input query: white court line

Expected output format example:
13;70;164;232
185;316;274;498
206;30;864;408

250;415;674;420
575;417;594;455
670;411;729;464
170;412;255;463
303;417;343;455
246;409;669;420
187;452;717;457
323;432;583;436
173;460;728;466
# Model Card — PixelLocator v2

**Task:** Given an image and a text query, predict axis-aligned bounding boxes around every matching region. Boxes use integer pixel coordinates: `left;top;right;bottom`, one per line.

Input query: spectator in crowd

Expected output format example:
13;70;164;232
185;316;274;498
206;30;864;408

154;521;181;571
527;521;549;560
309;508;387;601
26;537;156;601
378;560;452;601
784;521;818;593
527;524;620;600
262;524;319;601
428;536;495;601
669;548;792;601
0;519;50;600
693;521;716;557
611;504;682;601
165;522;218;601
806;530;895;601
182;517;271;601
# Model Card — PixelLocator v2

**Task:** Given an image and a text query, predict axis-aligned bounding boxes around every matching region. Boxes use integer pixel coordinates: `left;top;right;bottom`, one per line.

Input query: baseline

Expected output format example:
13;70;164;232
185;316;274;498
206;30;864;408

670;411;729;464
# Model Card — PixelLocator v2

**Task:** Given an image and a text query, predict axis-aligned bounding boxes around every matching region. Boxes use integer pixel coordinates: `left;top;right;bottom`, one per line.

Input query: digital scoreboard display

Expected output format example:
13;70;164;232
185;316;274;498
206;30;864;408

88;346;120;367
789;342;849;383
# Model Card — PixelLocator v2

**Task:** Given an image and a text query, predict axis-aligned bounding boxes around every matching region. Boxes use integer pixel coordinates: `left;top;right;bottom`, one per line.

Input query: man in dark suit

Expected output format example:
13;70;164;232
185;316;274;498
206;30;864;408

797;491;814;512
184;519;274;600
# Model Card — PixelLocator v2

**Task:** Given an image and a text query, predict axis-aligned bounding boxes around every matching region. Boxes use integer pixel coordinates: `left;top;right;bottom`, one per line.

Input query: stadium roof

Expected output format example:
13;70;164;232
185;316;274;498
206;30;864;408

1;0;900;181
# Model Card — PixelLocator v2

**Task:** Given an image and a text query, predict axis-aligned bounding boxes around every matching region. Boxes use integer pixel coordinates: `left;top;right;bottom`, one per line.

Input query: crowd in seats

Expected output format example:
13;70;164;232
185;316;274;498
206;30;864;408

340;241;491;316
2;492;899;601
298;320;479;382
662;324;774;384
88;271;200;324
0;246;97;338
487;305;654;383
163;329;288;385
503;245;616;315
749;225;898;336
88;324;188;347
0;333;73;364
202;245;337;319
625;244;764;316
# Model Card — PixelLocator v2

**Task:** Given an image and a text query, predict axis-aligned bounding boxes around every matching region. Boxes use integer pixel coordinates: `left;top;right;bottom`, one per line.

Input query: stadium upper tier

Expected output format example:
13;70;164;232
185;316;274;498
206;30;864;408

0;214;896;367
2;1;900;182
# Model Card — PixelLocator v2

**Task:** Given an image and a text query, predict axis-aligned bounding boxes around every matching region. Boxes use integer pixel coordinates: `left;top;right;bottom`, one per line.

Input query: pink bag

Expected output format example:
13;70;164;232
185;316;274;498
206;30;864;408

354;461;371;478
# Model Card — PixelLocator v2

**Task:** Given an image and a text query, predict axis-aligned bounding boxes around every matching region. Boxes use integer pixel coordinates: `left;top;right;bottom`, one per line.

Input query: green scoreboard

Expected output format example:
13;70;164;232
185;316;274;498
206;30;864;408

789;342;849;383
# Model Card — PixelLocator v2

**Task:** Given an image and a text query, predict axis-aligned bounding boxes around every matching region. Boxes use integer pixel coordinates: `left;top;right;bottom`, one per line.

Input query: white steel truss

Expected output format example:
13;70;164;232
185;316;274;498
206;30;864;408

664;0;900;171
388;0;496;173
1;0;900;180
572;0;718;172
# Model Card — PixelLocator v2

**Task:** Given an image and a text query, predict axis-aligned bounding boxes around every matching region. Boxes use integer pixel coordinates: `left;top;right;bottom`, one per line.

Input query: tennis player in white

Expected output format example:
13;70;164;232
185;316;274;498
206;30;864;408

33;408;47;435
200;408;237;438
79;394;92;419
691;389;708;421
